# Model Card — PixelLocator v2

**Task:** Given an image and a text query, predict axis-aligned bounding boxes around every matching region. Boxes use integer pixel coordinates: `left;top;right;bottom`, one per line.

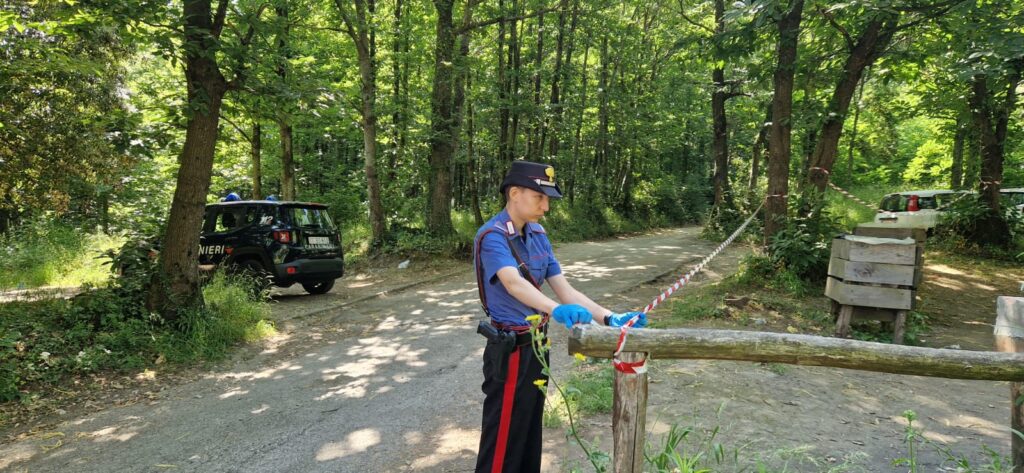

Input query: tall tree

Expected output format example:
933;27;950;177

805;8;899;195
967;59;1022;246
335;0;387;248
764;0;804;241
148;0;265;315
276;1;297;200
426;0;458;236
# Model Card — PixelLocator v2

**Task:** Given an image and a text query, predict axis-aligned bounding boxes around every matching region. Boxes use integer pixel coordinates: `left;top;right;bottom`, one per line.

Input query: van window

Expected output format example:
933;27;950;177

880;195;904;212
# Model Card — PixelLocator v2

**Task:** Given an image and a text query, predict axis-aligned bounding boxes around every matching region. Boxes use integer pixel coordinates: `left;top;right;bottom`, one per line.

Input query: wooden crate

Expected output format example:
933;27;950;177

827;234;922;345
853;224;927;244
830;235;918;265
828;257;919;287
826;276;915;310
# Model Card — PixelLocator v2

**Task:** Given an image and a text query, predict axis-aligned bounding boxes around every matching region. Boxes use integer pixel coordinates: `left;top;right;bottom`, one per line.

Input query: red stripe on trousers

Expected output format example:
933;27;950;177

491;348;520;473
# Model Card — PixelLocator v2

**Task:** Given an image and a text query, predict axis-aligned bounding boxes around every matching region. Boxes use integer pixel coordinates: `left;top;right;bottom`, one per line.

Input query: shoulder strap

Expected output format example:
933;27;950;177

474;227;542;316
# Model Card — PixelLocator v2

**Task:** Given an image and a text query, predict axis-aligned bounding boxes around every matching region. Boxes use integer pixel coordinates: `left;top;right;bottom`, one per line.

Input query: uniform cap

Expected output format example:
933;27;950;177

499;160;562;198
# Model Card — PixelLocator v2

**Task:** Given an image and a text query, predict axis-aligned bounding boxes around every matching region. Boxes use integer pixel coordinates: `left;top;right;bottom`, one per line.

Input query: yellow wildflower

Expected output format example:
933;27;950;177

574;353;587;362
525;314;542;324
533;379;547;388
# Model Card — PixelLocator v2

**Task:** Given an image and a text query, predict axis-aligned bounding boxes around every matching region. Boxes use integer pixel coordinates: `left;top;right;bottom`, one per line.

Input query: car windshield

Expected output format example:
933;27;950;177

287;207;336;231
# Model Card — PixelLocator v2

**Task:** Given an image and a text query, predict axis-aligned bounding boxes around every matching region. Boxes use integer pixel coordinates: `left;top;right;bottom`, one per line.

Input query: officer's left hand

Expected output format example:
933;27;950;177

607;311;647;328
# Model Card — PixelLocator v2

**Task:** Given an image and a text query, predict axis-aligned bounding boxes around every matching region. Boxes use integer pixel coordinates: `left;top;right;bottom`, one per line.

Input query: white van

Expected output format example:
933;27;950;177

874;190;972;231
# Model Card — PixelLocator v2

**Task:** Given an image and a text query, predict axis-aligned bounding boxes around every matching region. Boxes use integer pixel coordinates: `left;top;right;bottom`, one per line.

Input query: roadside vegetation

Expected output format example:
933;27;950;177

0;220;124;291
0;268;275;413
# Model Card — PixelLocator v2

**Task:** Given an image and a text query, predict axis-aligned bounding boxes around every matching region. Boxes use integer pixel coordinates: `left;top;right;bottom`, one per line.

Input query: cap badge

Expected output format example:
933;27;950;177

545;167;555;180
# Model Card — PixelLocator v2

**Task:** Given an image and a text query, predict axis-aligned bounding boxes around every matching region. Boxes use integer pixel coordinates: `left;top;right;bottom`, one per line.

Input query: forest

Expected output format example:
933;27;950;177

1;0;1022;317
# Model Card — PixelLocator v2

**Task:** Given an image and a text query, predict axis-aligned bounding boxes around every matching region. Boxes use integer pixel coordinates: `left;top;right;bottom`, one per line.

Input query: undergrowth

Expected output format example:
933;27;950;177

0;219;123;290
0;270;274;404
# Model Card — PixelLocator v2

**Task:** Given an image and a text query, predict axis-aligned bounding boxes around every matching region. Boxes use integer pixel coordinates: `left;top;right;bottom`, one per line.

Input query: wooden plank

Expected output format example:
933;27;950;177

994;297;1024;470
613;352;647;473
826;276;915;310
568;325;1024;381
893;310;907;345
831;236;918;265
835;305;853;338
828;256;917;287
854;224;927;244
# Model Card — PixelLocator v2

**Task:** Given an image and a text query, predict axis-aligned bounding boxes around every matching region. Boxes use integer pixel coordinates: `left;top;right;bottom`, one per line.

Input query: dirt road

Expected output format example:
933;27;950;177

0;227;1014;472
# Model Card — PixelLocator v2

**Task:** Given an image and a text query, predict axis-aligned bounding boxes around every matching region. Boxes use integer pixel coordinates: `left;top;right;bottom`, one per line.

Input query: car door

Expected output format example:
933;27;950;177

200;206;252;265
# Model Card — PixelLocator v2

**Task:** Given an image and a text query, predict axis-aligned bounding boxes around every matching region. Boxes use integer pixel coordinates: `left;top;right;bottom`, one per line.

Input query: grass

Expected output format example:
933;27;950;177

0;221;123;290
0;270;275;405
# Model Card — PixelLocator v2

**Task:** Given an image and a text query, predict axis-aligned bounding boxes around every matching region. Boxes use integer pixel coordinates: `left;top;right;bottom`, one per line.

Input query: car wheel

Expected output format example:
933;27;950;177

302;279;335;295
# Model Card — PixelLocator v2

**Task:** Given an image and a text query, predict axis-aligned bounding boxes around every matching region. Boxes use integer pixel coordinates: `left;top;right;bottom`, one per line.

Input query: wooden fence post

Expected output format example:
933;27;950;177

994;296;1024;470
613;352;648;473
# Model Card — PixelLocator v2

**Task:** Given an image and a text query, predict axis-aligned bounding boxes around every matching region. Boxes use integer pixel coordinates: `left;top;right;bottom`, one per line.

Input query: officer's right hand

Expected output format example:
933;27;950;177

552;304;593;329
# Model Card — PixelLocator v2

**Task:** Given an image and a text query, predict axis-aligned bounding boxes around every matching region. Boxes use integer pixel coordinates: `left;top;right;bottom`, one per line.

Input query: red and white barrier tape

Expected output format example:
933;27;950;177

827;182;879;212
612;199;766;374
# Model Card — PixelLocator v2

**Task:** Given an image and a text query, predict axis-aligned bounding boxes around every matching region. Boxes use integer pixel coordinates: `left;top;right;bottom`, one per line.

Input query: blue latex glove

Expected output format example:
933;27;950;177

608;311;647;328
552;304;593;329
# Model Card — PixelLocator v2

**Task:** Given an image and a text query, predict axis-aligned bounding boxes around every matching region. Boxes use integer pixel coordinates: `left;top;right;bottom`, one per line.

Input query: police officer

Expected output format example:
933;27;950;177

474;160;648;473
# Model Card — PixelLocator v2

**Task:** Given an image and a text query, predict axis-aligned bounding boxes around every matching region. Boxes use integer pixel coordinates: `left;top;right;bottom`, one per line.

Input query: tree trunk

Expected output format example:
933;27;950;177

710;0;731;208
426;0;456;236
749;103;770;194
546;0;575;159
805;15;898;195
569;37;590;203
252;122;262;198
467;70;483;226
452;0;478;225
497;0;511;166
280;121;296;200
528;9;545;160
591;35;610;201
276;2;296;201
148;0;229;316
951;117;966;190
846;67;868;180
337;0;386;248
508;4;523;162
389;0;406;182
764;0;804;241
967;64;1021;247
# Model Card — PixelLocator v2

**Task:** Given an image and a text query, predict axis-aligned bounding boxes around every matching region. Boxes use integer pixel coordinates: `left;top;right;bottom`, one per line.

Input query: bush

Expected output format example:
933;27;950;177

933;196;1024;260
0;269;274;402
766;195;843;283
0;219;122;290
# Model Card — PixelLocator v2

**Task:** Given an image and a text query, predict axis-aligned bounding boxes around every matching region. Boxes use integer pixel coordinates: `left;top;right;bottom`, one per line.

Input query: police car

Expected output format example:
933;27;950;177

200;196;344;294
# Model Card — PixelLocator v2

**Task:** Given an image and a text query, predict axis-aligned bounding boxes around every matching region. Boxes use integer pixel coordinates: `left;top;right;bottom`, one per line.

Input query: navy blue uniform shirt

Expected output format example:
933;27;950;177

474;209;562;327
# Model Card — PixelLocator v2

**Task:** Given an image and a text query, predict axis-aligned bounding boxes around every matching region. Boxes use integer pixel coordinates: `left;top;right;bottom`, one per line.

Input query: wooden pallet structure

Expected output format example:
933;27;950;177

826;226;924;344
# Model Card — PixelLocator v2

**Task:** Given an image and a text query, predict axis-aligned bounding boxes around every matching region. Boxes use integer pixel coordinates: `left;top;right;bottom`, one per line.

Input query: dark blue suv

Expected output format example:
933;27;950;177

199;200;344;294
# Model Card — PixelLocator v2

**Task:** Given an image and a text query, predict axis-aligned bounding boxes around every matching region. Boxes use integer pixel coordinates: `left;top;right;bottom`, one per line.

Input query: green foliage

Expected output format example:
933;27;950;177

160;272;276;362
893;410;1015;473
0;270;273;402
735;254;810;295
902;139;952;186
933;197;1024;261
0;219;122;290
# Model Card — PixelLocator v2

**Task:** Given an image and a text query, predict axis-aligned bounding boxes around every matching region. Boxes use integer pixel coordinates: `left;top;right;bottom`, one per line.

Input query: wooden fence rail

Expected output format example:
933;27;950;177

569;297;1024;472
